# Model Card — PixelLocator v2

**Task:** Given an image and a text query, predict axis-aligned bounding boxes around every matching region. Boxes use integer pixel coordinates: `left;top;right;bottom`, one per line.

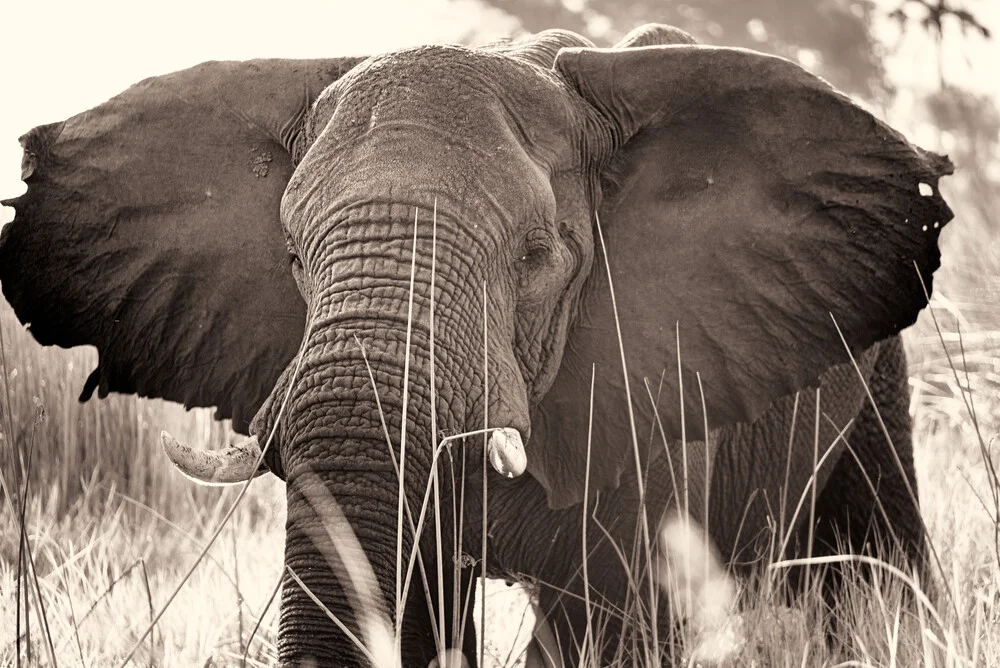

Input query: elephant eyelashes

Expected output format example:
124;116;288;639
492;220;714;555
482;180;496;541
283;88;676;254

287;250;310;300
516;228;557;267
514;238;553;293
514;236;573;306
517;246;547;266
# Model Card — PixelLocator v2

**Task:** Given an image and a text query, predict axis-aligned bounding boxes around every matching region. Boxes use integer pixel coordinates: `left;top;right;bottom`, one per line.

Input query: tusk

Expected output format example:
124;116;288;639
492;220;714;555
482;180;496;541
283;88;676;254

160;430;265;486
488;428;527;479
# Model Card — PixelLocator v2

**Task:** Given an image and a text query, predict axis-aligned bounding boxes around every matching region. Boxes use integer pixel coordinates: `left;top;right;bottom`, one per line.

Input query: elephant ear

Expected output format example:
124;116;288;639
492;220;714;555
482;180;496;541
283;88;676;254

529;43;953;509
0;57;363;432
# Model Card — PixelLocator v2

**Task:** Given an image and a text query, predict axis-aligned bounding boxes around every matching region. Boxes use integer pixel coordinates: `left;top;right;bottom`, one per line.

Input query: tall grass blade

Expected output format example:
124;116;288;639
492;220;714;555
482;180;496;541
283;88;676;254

396;207;421;627
581;363;596;662
770;554;944;631
774;419;854;568
593;211;657;663
480;280;489;668
242;572;282;668
806;387;821;591
428;199;448;659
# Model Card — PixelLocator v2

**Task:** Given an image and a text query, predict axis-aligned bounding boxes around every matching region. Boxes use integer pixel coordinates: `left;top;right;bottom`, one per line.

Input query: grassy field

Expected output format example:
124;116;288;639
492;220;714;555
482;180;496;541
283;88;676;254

1;190;999;666
2;288;999;667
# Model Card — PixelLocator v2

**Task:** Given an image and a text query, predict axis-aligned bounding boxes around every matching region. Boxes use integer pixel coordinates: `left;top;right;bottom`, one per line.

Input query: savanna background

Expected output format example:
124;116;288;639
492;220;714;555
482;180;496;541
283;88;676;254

1;1;998;666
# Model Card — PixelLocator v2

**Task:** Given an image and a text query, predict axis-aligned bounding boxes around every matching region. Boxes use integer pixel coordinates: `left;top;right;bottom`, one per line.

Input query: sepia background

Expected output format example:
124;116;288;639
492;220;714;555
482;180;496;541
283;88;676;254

1;0;998;666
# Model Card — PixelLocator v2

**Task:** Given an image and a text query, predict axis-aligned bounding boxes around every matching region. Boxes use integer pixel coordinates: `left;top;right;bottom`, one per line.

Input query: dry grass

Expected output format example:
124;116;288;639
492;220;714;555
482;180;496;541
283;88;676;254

0;473;287;667
0;303;290;667
3;287;1000;667
2;195;999;667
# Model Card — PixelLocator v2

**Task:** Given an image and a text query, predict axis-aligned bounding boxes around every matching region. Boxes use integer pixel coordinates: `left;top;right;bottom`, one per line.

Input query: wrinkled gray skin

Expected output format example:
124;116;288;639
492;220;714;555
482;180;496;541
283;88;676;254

0;23;954;668
270;29;931;666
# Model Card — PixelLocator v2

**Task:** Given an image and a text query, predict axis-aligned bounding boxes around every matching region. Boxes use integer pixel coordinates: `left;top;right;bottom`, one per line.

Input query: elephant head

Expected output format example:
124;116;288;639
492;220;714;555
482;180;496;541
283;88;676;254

0;24;952;666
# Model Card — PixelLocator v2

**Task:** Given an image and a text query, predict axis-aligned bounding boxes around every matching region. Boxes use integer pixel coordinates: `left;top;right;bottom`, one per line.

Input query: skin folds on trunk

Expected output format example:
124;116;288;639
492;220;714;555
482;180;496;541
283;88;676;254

276;359;483;667
268;198;535;664
272;236;499;665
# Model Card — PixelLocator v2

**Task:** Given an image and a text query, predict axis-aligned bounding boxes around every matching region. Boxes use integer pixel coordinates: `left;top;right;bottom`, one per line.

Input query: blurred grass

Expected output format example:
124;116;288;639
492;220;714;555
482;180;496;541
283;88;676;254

0;299;290;666
0;472;287;667
0;304;246;517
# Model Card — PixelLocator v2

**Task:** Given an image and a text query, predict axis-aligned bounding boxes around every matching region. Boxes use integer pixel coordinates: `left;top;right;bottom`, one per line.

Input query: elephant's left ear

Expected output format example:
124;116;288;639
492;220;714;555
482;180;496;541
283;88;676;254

530;45;953;508
0;58;362;431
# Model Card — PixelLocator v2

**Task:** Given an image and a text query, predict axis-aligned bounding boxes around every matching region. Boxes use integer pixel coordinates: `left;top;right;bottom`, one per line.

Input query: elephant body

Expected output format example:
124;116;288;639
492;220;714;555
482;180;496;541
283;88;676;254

0;24;951;667
480;335;923;663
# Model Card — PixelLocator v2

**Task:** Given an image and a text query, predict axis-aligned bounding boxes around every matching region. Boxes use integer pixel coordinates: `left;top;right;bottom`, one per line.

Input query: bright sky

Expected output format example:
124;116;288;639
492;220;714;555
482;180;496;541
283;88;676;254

874;0;999;148
0;0;517;224
0;0;996;225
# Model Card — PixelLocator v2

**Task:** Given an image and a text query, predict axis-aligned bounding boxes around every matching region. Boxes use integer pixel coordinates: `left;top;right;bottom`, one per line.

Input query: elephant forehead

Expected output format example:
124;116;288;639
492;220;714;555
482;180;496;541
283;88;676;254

313;45;582;169
284;46;585;236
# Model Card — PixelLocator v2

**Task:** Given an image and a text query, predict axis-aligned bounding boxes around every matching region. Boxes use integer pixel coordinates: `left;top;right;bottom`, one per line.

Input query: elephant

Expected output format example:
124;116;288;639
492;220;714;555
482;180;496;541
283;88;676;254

0;23;954;668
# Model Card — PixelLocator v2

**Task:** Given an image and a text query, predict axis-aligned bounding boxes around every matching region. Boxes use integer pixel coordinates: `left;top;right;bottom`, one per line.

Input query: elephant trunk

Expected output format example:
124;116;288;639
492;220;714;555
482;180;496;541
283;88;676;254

274;361;442;666
279;447;418;667
261;208;533;665
272;328;497;666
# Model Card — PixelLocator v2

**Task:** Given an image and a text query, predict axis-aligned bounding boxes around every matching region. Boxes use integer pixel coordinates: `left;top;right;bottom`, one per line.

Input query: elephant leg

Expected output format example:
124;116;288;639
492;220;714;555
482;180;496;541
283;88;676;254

530;502;683;666
489;471;692;667
800;335;928;612
488;477;600;667
536;586;592;666
538;581;684;668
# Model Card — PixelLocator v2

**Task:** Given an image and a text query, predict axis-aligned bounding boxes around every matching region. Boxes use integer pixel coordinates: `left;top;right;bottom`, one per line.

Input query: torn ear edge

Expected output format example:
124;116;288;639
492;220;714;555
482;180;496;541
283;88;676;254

0;58;366;432
529;44;954;509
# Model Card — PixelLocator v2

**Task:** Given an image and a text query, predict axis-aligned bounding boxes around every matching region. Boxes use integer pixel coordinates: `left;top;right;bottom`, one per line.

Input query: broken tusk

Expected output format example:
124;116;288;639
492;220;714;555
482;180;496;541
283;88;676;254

488;427;527;478
160;430;266;485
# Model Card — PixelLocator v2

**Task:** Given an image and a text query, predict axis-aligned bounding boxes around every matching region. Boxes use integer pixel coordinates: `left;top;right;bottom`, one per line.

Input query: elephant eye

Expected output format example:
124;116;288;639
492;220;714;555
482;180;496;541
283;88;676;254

286;240;311;299
517;246;547;265
286;237;305;273
515;228;567;304
516;229;554;268
285;235;298;260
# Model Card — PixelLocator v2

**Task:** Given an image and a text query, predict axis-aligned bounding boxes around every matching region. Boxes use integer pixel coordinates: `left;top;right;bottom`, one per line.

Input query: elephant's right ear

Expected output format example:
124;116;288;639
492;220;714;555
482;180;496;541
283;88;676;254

529;44;953;508
0;57;363;431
